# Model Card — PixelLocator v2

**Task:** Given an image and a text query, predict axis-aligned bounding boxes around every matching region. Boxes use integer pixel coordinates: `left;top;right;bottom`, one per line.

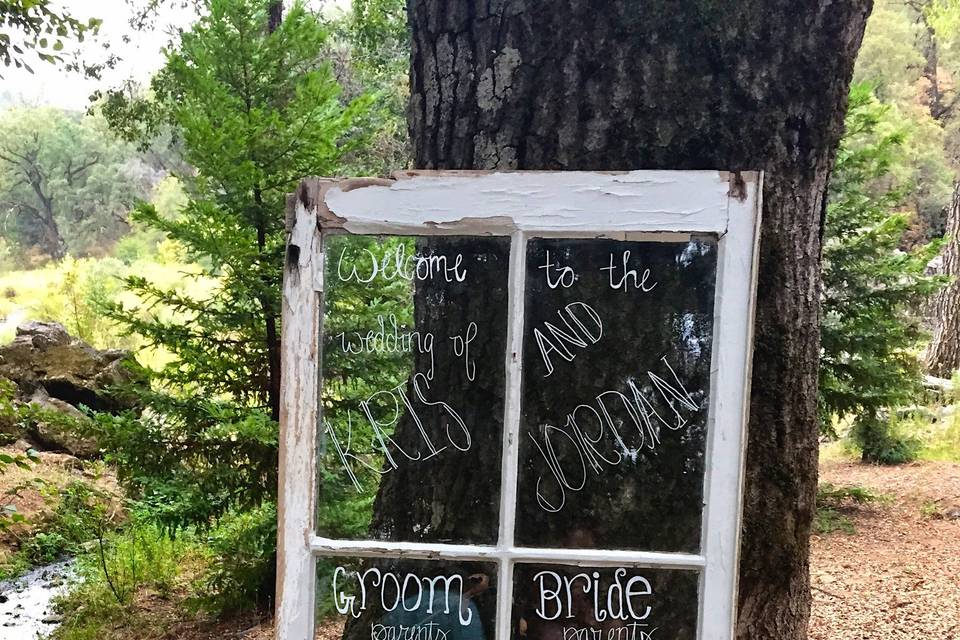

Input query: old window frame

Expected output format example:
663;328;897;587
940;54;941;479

276;170;763;640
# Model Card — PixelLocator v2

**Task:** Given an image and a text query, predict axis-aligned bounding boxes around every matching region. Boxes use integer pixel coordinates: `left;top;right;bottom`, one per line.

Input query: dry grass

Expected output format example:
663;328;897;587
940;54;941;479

809;460;960;639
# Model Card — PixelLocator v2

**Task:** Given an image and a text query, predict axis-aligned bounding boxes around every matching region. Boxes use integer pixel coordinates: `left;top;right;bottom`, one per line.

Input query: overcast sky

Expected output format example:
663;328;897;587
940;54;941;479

2;0;347;111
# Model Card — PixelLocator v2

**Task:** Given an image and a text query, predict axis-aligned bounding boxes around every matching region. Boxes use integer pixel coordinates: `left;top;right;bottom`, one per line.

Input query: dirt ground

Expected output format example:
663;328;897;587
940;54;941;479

225;460;960;640
809;460;960;639
0;445;122;562
32;458;960;639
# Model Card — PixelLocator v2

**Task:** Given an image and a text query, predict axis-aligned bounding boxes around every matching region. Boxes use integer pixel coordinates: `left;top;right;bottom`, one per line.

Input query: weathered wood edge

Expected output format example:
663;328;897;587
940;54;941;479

275;183;325;640
301;170;749;235
697;172;764;639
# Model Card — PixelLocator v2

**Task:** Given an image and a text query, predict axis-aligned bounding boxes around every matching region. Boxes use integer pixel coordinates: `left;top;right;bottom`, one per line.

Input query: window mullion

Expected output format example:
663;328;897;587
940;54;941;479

495;230;528;640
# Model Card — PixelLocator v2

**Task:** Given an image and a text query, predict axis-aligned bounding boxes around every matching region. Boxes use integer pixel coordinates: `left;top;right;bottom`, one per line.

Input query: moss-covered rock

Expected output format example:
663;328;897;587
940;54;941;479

0;322;147;457
0;321;145;415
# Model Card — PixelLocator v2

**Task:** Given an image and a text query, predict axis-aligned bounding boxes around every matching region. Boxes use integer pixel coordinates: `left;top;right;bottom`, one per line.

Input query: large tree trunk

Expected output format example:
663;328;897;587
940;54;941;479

36;199;66;261
926;183;960;377
400;2;871;638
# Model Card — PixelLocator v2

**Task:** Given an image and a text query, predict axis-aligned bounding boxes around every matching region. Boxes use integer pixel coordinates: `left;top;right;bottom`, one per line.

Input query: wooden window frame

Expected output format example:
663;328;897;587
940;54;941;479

275;170;763;640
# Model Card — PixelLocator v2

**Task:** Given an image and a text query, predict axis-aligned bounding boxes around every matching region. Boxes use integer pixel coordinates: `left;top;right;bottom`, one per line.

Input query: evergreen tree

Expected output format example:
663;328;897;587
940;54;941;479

820;84;946;463
96;0;368;603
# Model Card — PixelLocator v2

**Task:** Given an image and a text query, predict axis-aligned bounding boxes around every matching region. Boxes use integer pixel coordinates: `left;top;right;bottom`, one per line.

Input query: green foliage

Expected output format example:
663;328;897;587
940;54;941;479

814;482;886;534
0;375;21;437
818;482;885;506
90;0;371;608
880;400;960;462
0;107;153;262
926;0;960;77
329;0;409;174
851;1;958;240
91;403;278;533
195;502;277;614
113;177;188;265
1;476;119;579
0;377;40;533
51;522;198;640
854;3;926;105
821;84;947;463
0;257;132;349
920;499;942;518
852;412;923;464
925;414;960;461
0;0;101;74
348;0;407;74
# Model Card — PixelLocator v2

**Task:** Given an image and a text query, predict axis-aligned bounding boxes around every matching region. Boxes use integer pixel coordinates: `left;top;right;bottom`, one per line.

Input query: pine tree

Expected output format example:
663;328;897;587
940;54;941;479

820;84;946;463
98;0;368;541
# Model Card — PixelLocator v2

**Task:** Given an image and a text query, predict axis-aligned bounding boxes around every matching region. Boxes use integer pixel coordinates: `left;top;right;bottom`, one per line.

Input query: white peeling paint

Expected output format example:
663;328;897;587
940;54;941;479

322;171;734;235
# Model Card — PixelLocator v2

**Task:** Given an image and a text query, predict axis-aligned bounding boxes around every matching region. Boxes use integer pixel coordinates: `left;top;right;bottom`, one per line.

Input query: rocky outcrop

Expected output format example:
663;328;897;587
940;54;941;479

0;321;146;457
24;387;101;458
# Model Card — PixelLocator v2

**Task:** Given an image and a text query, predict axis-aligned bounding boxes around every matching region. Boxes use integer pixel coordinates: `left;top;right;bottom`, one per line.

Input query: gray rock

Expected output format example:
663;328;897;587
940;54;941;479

24;388;99;458
0;321;144;412
0;321;146;457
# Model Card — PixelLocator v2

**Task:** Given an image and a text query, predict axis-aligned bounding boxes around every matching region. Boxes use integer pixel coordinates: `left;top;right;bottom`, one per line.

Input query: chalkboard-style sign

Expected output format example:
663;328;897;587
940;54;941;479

318;234;510;545
512;564;699;640
276;171;762;640
317;557;498;640
517;238;716;553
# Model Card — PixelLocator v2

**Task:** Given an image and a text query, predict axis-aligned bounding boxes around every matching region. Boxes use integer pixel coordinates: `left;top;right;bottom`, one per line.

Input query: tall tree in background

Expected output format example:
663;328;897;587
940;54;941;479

0;107;153;261
98;0;367;579
922;0;960;377
926;183;960;375
821;84;945;460
399;1;871;637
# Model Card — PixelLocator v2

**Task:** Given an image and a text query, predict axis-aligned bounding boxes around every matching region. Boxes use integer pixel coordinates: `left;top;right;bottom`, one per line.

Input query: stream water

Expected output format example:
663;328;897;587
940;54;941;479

0;308;27;337
0;560;75;639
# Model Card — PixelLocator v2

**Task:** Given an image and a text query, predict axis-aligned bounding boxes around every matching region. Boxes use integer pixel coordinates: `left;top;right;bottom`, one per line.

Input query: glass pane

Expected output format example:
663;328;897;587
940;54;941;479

511;564;699;640
318;235;510;544
516;238;717;551
316;557;498;640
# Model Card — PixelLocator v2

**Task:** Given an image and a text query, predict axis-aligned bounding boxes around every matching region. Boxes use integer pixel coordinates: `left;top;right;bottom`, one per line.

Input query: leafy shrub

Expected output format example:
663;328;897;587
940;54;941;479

194;502;277;614
19;480;120;564
52;521;198;639
0;377;40;532
852;412;922;464
814;483;886;534
817;482;885;506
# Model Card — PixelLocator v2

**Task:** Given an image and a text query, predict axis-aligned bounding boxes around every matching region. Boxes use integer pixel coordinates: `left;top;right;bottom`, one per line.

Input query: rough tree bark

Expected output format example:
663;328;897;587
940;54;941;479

926;183;960;377
401;2;872;638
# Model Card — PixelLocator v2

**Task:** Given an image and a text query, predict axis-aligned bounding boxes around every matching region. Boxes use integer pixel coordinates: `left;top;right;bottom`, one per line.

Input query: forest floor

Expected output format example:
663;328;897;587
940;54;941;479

808;459;960;639
242;460;960;640
23;456;960;639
